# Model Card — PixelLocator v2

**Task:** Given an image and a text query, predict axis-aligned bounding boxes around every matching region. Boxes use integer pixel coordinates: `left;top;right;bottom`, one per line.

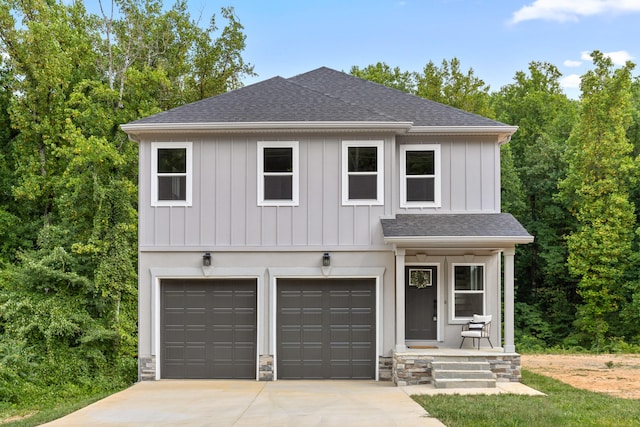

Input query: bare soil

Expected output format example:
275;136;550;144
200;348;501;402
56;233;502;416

521;354;640;399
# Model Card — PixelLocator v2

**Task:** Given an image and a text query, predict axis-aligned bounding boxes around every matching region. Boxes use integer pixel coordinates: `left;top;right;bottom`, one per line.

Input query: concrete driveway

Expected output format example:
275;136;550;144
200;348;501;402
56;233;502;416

42;380;446;426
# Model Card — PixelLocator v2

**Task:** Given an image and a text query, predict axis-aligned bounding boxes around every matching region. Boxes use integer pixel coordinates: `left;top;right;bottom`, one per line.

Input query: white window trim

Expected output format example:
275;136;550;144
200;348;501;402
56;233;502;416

400;144;441;208
450;263;486;322
257;141;299;206
151;141;192;207
341;140;384;206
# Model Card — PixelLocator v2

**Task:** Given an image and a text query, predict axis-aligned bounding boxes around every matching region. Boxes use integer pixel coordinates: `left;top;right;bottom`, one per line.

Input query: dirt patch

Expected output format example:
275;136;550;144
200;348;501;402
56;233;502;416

521;354;640;399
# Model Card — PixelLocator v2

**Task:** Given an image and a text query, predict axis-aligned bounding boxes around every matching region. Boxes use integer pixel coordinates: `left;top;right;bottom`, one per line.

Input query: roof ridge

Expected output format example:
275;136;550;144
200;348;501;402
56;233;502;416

286;68;403;123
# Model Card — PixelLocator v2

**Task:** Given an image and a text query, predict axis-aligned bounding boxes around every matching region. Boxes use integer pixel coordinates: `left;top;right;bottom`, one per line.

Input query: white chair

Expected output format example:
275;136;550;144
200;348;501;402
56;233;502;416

459;314;493;349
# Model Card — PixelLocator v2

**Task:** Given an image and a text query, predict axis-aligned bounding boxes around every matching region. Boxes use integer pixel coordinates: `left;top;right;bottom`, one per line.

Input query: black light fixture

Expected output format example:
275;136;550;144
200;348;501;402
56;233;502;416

202;252;212;267
322;252;331;267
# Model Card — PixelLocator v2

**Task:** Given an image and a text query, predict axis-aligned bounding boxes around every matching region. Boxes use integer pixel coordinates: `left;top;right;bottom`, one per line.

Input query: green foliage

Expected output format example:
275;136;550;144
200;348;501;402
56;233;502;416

349;62;417;93
557;51;637;350
0;0;253;409
417;57;494;117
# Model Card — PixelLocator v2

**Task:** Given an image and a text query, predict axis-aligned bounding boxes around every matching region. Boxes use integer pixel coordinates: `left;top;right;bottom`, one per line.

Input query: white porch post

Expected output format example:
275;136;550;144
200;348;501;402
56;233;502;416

503;248;516;353
395;248;407;351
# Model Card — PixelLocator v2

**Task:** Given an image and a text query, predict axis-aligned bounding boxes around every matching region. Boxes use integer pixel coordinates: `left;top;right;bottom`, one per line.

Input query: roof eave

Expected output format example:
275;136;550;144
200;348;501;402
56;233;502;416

121;121;414;136
407;125;518;144
383;235;534;248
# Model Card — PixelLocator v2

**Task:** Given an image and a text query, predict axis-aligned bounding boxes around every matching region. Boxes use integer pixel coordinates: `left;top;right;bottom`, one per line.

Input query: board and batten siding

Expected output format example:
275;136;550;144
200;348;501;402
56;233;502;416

395;135;500;214
139;134;501;249
139;135;392;249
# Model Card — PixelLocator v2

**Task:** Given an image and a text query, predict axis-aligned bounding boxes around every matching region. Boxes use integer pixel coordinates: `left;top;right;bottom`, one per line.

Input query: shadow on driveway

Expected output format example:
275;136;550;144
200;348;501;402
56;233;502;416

42;380;445;426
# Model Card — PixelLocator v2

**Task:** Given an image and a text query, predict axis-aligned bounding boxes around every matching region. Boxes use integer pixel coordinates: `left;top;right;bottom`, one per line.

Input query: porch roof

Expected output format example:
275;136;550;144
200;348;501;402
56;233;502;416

381;213;534;247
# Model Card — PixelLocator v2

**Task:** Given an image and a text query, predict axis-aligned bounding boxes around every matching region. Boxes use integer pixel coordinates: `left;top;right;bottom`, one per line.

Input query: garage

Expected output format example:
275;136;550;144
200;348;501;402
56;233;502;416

277;278;376;379
161;279;257;379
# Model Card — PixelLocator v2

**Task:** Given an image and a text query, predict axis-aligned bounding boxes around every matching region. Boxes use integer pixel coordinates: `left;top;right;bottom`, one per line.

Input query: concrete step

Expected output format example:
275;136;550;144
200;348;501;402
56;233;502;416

433;378;497;389
433;369;496;380
432;361;491;371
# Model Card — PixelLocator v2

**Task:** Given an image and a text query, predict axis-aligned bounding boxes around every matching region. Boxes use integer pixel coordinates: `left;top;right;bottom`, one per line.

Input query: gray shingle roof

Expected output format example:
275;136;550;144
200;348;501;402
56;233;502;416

381;214;533;241
125;67;509;128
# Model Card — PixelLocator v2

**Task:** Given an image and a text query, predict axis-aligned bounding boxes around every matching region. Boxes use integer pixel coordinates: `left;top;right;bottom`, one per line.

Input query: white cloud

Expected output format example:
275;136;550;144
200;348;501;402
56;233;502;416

560;74;582;88
510;0;640;24
579;50;634;65
563;60;582;67
580;51;593;61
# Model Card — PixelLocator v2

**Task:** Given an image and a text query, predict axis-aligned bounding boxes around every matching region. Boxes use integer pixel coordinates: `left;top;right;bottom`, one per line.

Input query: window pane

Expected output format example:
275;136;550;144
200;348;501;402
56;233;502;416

406;151;434;175
158;176;186;201
407;177;434;202
455;293;483;317
264;175;292;200
454;266;484;290
158;148;186;173
264;148;292;172
348;147;377;172
348;175;377;199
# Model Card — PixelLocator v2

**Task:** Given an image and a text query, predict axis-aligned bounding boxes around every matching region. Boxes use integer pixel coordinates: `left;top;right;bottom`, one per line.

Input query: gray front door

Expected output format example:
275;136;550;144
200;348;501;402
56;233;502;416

277;278;376;379
405;266;437;340
161;279;257;379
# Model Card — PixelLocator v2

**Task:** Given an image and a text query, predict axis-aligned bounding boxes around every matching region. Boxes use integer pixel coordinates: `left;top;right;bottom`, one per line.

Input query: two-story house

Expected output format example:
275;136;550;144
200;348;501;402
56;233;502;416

122;67;533;386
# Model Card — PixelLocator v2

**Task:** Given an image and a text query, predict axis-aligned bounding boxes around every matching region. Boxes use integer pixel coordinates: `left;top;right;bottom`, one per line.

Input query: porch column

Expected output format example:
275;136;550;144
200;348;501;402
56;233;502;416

395;248;407;351
503;248;516;353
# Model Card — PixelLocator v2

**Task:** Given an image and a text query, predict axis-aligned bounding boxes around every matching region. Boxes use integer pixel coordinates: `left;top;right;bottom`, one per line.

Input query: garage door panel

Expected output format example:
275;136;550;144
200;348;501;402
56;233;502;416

161;279;257;379
277;278;375;379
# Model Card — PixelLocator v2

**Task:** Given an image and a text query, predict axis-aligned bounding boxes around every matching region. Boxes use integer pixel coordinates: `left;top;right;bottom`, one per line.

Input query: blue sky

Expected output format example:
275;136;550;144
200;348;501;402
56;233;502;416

182;0;639;99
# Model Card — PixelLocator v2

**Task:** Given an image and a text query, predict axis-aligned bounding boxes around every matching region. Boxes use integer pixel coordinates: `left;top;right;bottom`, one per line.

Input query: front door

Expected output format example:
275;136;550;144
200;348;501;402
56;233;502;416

405;266;437;340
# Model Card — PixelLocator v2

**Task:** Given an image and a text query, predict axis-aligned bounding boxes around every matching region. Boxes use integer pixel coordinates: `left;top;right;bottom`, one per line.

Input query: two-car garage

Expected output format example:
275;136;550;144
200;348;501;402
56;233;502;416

160;278;376;380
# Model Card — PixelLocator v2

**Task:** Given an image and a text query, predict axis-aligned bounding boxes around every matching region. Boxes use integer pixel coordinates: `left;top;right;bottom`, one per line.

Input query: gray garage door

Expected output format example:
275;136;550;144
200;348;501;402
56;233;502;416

161;279;256;379
277;278;376;379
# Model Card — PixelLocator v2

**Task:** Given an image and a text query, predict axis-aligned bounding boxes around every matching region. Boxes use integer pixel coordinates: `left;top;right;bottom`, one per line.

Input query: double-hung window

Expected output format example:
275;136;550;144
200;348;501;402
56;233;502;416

452;264;485;320
400;144;440;207
258;141;299;206
151;142;192;206
342;140;384;205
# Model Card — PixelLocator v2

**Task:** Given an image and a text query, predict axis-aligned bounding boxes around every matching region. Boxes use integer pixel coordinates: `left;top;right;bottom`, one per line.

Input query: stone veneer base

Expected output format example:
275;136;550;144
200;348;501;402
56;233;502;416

391;351;521;386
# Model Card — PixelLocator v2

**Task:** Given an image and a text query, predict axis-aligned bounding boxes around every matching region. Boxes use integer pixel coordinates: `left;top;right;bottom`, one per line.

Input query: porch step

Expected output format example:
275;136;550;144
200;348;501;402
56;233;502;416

432;361;496;389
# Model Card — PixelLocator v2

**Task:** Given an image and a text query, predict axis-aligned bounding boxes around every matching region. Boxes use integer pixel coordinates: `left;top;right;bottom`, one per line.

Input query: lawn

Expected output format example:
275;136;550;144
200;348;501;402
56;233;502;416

413;369;640;427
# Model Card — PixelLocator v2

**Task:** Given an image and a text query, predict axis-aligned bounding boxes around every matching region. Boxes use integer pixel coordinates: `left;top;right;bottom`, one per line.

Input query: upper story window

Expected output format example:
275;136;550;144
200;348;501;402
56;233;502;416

400;144;440;208
258;141;299;206
342;140;384;205
151;142;192;206
451;264;485;320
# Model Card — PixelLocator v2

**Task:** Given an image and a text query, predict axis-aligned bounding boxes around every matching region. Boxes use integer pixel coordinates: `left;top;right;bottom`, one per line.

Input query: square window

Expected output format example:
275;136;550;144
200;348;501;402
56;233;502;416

151;142;192;206
258;141;298;206
400;144;440;207
342;140;384;205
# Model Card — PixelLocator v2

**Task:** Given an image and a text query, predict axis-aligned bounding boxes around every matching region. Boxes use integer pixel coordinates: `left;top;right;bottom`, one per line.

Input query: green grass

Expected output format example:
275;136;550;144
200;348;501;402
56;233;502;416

0;389;124;426
413;369;640;427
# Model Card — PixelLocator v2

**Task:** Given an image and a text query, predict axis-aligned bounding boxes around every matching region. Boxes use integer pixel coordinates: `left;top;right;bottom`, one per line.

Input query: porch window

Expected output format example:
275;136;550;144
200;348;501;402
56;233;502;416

452;264;485;319
258;141;299;206
151;142;192;206
400;144;440;207
342;140;384;205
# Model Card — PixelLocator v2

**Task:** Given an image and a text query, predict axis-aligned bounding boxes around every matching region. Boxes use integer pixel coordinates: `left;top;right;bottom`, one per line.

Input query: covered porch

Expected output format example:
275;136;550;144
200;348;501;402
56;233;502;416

380;214;534;386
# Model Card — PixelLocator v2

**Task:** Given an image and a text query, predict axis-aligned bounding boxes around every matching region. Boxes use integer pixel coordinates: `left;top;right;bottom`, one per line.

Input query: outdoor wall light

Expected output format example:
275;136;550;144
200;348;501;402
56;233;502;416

322;252;331;267
202;252;212;267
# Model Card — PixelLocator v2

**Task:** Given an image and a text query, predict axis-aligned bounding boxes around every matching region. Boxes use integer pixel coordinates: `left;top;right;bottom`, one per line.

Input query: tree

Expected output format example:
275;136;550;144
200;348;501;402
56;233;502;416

417;58;494;117
349;62;417;93
557;51;637;349
0;0;253;403
492;63;579;346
